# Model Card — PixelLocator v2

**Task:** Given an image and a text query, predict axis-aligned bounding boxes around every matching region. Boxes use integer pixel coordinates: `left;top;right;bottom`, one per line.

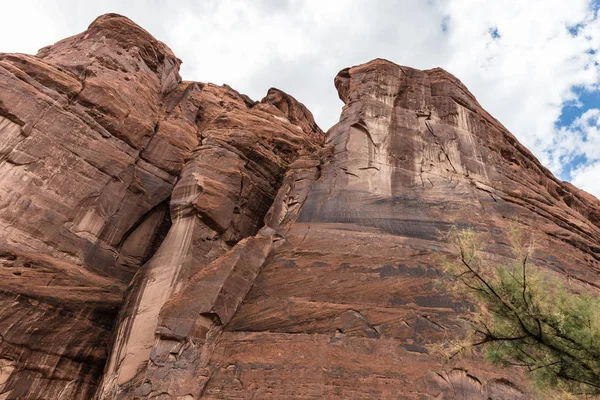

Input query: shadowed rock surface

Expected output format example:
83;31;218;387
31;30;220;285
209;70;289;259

0;14;599;400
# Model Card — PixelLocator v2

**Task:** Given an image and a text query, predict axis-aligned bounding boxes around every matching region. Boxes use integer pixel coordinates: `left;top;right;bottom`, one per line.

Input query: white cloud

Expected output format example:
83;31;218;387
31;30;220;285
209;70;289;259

440;1;600;171
572;161;600;197
556;108;600;161
553;108;600;197
1;0;600;199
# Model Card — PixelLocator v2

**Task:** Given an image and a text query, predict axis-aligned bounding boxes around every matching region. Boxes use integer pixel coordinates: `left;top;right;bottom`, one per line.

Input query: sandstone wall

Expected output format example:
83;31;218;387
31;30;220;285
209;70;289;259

0;14;322;398
0;15;598;400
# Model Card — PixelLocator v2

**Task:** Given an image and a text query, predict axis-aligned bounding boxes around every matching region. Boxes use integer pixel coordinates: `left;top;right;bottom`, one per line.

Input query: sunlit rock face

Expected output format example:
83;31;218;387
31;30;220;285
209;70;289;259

201;60;600;399
0;14;599;400
0;14;321;399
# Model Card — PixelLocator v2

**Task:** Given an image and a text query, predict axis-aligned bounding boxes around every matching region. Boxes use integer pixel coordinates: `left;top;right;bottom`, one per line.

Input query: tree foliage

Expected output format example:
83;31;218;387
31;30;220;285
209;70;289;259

443;225;600;396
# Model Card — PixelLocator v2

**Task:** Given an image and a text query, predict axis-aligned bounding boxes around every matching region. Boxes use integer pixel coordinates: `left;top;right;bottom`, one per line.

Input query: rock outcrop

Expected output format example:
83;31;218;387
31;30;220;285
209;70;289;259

0;14;599;400
0;14;321;399
198;60;600;399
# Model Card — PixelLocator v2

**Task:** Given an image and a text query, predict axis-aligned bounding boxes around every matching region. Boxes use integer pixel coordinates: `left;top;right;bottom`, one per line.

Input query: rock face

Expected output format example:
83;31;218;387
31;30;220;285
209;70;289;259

198;60;600;399
0;14;321;399
0;14;599;400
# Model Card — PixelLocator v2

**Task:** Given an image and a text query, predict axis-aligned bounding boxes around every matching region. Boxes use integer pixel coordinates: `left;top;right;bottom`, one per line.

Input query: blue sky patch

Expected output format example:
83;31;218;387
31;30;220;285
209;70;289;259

557;86;600;127
556;86;600;180
562;154;589;180
567;23;584;36
489;26;501;39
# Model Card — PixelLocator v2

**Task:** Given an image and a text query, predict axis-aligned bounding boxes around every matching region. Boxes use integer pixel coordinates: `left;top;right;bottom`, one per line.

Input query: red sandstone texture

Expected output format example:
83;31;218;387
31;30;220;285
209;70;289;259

0;13;599;400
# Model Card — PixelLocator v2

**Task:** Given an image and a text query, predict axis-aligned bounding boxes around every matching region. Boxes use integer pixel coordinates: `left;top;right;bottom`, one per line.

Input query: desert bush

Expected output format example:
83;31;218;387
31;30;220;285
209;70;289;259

441;225;600;396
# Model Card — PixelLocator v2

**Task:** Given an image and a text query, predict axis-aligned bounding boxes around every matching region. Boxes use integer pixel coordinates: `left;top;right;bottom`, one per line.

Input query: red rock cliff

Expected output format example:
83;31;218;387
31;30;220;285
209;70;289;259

0;14;321;399
0;15;599;400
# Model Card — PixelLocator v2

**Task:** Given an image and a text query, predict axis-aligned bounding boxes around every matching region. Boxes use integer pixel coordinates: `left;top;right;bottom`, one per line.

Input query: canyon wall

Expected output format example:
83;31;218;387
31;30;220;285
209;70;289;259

0;14;599;399
0;14;322;399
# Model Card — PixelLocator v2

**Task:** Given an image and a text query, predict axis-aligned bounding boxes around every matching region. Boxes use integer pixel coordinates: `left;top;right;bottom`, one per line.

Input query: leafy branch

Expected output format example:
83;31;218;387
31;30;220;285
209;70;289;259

440;226;600;397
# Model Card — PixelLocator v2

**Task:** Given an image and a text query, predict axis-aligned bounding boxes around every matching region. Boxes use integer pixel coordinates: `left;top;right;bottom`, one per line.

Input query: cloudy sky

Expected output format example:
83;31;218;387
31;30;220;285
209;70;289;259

2;1;600;198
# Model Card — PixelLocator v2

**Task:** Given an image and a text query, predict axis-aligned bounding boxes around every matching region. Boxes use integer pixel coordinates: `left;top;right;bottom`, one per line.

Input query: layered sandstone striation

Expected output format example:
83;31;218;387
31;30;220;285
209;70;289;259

199;60;600;399
0;14;321;399
0;14;599;400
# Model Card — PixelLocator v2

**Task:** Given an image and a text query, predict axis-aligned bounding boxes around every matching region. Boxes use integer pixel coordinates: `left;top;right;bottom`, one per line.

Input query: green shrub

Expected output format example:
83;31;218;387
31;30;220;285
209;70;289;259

442;225;600;396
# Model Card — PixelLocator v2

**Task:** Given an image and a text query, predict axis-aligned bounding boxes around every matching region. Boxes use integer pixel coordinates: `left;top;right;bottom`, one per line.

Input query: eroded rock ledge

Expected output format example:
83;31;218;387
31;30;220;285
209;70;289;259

0;14;599;400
